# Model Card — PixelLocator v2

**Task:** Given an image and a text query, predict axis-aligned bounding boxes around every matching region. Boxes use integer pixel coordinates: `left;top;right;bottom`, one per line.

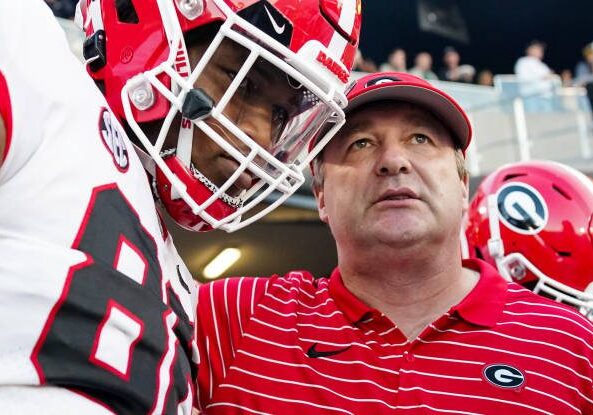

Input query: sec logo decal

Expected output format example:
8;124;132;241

99;108;129;172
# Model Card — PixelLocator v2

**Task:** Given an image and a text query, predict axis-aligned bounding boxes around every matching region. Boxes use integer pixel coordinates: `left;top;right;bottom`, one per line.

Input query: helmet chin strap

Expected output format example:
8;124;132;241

165;14;195;200
172;116;194;199
173;107;244;209
188;162;244;208
486;194;512;281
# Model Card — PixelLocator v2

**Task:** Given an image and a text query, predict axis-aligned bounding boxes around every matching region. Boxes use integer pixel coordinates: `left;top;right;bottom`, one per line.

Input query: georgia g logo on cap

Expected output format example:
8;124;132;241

496;182;548;235
365;75;401;88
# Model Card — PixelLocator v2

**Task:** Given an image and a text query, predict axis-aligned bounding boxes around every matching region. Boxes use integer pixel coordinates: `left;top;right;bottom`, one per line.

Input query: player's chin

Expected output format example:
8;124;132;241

223;184;244;198
217;172;252;197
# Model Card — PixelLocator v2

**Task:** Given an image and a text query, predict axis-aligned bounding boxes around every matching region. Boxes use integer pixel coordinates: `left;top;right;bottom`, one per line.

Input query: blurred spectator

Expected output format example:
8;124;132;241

379;48;407;72
438;46;475;83
575;42;593;84
353;50;364;71
514;40;555;111
353;49;378;73
560;69;573;87
574;42;593;110
409;52;438;80
476;69;494;86
45;0;77;19
514;40;554;84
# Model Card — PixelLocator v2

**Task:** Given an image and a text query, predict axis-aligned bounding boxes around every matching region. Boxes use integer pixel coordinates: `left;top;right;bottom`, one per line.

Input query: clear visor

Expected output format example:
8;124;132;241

181;35;335;198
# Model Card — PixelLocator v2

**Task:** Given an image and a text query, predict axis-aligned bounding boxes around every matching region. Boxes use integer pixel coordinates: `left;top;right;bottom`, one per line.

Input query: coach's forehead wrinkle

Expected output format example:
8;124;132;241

342;103;446;136
342;117;375;135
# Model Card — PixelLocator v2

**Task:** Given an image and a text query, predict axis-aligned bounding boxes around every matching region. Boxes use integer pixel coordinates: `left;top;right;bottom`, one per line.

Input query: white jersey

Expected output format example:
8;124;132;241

0;1;197;414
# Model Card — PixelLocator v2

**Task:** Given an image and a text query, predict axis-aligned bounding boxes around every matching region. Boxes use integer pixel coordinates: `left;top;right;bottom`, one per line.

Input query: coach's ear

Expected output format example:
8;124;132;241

313;185;329;224
461;165;469;216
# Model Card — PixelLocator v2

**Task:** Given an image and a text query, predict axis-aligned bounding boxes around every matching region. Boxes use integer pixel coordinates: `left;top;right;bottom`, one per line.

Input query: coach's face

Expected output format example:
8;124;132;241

315;101;468;250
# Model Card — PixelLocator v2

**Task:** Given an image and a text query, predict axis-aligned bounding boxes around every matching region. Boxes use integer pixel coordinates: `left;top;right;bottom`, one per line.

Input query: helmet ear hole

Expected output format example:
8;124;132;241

115;0;139;24
502;173;526;181
552;184;571;200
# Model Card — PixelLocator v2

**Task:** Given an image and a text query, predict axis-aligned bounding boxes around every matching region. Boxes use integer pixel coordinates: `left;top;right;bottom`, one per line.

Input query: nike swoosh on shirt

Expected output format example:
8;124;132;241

264;4;286;34
306;343;351;358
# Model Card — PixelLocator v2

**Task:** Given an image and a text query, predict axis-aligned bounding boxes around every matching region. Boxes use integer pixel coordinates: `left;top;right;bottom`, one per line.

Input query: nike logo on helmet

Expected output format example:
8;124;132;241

264;5;286;34
306;343;351;358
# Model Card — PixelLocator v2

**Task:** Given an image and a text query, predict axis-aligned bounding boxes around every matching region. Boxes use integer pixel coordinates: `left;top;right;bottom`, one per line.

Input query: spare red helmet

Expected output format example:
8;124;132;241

76;0;362;231
465;160;593;318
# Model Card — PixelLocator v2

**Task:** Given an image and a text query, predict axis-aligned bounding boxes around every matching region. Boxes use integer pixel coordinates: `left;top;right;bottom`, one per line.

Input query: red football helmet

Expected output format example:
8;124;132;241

464;160;593;317
75;0;361;232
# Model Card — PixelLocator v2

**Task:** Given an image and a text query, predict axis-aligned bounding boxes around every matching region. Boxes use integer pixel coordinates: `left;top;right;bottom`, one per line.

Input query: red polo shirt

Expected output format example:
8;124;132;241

195;259;593;414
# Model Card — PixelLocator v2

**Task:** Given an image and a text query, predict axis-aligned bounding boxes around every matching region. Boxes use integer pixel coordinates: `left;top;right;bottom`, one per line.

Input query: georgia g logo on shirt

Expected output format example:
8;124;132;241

483;364;525;389
99;108;129;172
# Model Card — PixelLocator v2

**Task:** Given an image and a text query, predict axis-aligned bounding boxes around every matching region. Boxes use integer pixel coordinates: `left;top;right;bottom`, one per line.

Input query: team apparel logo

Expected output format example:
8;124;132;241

237;0;293;46
99;108;129;171
496;182;548;234
365;75;401;88
263;4;286;34
483;364;525;389
316;50;349;83
306;343;351;358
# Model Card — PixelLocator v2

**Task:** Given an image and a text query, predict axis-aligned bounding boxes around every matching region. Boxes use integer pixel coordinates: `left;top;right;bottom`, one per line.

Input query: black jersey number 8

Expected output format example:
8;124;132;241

31;184;194;414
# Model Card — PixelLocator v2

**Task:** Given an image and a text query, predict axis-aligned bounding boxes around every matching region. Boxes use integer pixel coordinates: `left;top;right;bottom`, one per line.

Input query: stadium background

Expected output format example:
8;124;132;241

360;0;593;75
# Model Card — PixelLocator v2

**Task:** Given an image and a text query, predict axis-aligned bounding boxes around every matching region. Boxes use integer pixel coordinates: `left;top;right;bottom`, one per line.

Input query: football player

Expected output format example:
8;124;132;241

0;0;360;414
77;0;361;232
464;160;593;318
0;1;198;413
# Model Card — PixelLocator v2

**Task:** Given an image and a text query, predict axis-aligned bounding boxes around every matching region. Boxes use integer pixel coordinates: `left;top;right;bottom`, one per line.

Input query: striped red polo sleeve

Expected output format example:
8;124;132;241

194;275;271;411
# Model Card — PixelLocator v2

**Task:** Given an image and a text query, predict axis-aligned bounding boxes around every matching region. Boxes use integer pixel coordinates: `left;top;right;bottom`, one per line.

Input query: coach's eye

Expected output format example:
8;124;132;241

350;137;372;150
411;134;430;144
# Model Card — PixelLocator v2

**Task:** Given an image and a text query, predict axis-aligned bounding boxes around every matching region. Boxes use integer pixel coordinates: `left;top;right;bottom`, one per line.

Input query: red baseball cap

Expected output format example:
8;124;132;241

341;71;472;153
